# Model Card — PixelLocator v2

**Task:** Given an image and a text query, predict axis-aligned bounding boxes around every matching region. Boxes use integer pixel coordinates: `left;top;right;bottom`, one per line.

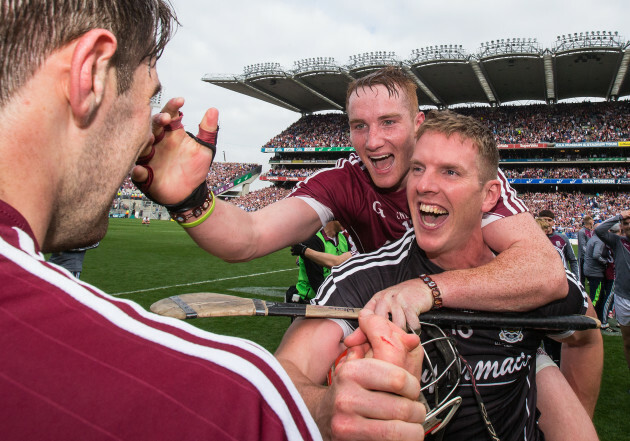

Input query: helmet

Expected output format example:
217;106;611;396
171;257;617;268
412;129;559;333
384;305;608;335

414;322;462;436
327;321;462;435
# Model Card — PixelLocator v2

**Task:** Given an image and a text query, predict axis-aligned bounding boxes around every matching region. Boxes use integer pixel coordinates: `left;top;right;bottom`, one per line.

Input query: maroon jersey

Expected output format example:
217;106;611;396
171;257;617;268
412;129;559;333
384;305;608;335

290;153;527;253
0;200;320;441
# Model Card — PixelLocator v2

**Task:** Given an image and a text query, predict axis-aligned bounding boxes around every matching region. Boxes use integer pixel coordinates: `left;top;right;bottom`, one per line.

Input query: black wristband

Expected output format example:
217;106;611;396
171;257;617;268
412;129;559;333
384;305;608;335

186;131;217;167
164;182;209;214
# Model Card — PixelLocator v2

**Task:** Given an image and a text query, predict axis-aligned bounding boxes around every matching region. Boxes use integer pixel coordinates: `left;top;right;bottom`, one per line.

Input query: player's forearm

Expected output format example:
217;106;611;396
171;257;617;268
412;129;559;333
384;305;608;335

433;242;567;311
594;214;622;245
187;197;321;262
304;249;351;269
277;358;329;424
186;198;264;261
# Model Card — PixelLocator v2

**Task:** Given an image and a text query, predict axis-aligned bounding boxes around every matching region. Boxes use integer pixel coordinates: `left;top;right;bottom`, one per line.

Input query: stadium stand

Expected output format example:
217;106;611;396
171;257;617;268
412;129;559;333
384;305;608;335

229;187;291;212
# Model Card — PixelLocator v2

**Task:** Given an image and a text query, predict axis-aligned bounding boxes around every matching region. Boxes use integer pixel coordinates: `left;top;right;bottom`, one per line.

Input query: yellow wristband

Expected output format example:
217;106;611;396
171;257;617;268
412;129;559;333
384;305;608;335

180;191;216;229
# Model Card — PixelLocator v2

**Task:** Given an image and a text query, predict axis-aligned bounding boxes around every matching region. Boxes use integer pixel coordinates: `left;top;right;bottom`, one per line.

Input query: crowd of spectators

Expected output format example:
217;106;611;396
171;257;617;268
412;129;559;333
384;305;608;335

228;186;290;212
459;101;630;144
270;152;342;163
499;146;627;161
116;176;143;197
265;167;317;179
263;113;350;149
502;166;630;179
206;162;259;190
112;162;261;207
520;191;630;237
262;101;630;149
263;165;630;181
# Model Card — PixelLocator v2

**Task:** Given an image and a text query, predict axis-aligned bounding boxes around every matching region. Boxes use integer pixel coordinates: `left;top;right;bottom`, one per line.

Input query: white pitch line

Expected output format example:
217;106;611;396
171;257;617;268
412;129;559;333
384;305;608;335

111;268;296;296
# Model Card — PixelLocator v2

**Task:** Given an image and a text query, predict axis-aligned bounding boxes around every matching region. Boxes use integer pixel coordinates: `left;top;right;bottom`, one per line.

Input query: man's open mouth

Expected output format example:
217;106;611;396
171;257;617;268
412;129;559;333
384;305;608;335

370;154;394;171
419;203;449;228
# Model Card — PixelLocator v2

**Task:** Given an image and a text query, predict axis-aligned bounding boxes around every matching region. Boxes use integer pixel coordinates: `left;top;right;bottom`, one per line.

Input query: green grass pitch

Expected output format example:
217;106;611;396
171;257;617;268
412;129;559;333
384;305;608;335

77;219;628;439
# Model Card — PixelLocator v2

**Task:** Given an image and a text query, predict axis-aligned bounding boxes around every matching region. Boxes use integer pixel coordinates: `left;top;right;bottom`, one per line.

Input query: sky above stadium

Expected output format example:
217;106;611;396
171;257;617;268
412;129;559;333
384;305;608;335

157;0;629;176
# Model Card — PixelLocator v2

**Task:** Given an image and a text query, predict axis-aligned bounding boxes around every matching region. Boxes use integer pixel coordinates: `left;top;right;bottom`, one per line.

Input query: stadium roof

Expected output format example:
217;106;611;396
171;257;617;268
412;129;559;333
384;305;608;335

203;31;630;113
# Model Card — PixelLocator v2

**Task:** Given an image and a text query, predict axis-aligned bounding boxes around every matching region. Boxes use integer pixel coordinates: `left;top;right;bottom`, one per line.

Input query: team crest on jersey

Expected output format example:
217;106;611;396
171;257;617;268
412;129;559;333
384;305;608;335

499;329;524;344
372;201;386;219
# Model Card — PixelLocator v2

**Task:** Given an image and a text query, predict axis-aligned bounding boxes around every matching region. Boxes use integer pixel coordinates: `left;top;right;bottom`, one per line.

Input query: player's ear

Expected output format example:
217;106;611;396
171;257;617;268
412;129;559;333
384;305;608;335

481;179;501;212
68;29;117;127
414;111;425;130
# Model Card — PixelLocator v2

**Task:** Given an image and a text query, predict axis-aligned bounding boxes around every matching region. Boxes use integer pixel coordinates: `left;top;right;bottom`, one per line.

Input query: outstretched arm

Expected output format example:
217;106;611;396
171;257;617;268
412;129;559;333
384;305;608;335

188;196;323;262
131;99;323;262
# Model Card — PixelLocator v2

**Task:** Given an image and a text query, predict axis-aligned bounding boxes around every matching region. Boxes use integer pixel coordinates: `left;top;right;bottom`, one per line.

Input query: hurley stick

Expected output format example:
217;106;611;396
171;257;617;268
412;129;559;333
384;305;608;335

150;292;600;330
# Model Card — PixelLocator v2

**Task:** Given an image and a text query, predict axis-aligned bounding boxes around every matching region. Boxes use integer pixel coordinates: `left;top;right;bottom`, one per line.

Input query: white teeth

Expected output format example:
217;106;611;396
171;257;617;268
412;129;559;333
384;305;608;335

371;154;391;160
419;203;447;215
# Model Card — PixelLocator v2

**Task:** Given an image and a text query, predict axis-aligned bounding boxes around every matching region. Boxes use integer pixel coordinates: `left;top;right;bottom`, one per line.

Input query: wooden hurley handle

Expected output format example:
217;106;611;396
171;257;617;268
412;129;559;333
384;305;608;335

304;304;361;319
150;292;600;331
150;293;259;319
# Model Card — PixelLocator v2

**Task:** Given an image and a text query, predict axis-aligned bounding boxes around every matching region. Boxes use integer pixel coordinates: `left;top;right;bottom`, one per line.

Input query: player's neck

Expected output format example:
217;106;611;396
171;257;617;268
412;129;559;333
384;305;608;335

428;233;494;271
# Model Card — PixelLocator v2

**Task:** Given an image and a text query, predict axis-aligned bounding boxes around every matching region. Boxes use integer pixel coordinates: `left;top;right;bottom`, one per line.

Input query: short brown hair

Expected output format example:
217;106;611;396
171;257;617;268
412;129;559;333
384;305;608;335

345;66;418;116
415;110;499;183
0;0;178;106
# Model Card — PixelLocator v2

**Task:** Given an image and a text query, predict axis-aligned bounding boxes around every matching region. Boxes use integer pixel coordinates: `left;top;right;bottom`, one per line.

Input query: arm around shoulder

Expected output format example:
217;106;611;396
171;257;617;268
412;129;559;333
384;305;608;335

433;212;568;312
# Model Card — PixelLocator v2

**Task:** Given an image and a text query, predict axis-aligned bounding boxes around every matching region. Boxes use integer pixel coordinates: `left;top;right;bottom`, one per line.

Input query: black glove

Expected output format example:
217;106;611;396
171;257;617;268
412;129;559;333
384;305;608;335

290;243;308;257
